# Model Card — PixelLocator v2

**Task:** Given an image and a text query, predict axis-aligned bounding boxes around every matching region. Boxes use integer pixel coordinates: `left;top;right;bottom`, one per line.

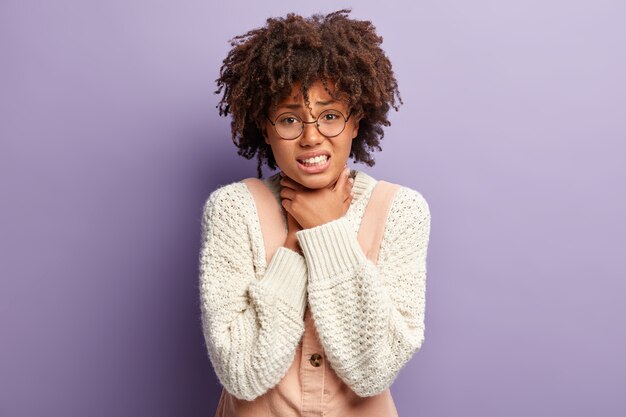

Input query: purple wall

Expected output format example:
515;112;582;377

1;1;625;416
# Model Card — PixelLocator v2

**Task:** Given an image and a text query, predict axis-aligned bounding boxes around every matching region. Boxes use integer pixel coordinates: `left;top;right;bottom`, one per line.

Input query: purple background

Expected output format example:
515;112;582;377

1;1;625;416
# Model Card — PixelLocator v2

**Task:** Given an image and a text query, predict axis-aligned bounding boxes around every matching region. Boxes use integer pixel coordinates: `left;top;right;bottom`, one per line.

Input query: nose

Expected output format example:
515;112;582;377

299;121;324;146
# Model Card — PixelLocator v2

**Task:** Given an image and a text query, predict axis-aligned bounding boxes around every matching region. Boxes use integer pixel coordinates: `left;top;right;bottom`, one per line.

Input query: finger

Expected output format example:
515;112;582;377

345;176;354;193
279;171;301;188
287;211;303;230
343;193;353;212
332;166;351;191
344;187;354;202
285;210;295;226
280;187;296;200
281;198;292;212
329;165;346;190
280;176;301;191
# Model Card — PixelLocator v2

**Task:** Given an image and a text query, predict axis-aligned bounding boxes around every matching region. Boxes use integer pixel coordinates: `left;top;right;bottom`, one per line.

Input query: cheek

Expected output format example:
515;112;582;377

270;142;294;162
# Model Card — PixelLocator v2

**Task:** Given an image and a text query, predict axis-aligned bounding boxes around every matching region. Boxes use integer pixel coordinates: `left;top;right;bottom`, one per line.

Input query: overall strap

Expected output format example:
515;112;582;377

357;180;402;265
241;178;288;266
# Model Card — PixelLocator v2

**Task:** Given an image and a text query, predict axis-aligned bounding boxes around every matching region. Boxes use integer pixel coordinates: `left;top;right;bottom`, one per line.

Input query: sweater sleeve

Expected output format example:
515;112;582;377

198;183;308;401
295;186;431;397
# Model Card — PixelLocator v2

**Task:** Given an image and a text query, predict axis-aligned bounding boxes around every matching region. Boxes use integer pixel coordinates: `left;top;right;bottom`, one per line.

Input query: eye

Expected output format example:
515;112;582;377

276;113;300;126
282;117;297;124
321;111;341;121
277;115;299;125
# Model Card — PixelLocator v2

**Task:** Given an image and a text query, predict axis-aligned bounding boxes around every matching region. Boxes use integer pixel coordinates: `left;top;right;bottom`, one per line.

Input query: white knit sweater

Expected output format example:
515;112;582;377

198;169;431;401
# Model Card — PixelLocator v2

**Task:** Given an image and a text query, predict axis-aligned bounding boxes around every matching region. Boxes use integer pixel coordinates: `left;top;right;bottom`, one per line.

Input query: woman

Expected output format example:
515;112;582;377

199;8;431;417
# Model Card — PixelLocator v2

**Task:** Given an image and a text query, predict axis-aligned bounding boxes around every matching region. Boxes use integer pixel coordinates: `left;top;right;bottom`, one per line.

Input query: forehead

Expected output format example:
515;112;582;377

274;80;348;107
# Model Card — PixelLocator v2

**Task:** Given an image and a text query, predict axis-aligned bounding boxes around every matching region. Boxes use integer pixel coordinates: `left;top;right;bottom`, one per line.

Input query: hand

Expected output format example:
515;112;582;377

279;166;354;230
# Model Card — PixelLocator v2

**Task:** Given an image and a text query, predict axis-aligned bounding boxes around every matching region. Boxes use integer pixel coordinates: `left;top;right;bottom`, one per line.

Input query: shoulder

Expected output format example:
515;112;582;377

352;169;430;228
360;169;430;222
389;184;430;227
201;180;255;229
378;181;431;248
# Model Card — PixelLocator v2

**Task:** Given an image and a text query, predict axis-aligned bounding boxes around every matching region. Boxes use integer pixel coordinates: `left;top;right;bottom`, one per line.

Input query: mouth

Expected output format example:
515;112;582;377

296;154;331;173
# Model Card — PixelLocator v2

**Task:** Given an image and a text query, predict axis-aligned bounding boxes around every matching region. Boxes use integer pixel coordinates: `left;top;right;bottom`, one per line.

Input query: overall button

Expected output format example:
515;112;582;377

309;353;322;367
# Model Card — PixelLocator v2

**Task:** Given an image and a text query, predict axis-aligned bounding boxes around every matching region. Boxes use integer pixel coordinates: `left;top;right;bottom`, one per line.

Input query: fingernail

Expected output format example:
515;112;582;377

279;171;285;177
348;177;354;184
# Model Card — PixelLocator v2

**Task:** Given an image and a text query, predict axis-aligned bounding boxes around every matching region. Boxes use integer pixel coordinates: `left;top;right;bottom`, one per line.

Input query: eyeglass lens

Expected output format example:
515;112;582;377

274;109;346;140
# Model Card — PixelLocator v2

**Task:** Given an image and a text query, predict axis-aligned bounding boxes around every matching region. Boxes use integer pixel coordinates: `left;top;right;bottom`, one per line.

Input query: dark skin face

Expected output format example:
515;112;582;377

262;79;360;190
260;79;359;236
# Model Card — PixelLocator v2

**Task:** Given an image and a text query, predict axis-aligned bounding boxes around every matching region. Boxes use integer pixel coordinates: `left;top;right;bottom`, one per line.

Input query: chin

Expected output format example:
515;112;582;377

295;173;333;190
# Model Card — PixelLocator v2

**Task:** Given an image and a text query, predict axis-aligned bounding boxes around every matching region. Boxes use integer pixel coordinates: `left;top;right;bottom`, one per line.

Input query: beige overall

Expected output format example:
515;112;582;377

214;176;402;417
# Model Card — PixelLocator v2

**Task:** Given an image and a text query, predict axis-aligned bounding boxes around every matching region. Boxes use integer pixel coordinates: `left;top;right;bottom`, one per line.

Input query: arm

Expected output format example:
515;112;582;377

295;187;431;397
199;183;308;401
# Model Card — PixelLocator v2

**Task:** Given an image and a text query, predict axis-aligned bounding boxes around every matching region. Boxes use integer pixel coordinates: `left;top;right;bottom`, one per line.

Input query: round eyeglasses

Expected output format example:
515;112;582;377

266;109;353;140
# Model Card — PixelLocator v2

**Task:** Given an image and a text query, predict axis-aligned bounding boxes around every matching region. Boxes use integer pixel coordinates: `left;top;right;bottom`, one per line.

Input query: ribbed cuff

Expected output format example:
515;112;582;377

258;246;308;319
295;217;367;283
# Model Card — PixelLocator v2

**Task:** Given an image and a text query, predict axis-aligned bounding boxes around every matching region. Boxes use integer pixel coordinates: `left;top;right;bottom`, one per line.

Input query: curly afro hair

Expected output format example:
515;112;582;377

215;8;402;178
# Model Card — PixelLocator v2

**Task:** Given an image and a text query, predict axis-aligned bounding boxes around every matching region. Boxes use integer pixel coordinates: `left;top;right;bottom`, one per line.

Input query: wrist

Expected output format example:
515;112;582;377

284;236;302;255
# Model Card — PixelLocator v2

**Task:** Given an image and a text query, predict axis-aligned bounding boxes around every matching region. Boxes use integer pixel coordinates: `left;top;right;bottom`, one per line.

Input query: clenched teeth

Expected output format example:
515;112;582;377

299;155;329;164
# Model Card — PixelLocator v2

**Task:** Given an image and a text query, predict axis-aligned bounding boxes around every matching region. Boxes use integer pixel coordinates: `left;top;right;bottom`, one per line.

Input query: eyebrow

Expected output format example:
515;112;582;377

278;100;337;110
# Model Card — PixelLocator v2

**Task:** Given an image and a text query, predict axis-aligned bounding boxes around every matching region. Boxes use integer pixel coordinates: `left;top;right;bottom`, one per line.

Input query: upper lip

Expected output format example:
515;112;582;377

296;151;331;161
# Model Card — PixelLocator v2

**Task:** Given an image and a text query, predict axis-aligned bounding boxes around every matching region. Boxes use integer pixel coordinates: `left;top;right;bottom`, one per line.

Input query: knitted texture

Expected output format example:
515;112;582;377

199;169;431;400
